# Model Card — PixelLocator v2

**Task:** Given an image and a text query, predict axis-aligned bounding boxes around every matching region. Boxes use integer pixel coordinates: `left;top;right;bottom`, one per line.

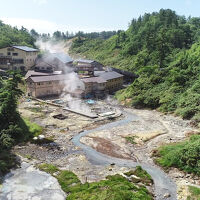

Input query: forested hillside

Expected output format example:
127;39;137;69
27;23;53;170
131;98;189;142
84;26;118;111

0;21;35;48
70;9;200;123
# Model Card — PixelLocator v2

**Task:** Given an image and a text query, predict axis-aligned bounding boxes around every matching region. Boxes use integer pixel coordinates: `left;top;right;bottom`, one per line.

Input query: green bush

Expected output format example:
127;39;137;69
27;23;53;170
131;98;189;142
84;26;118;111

70;9;200;120
187;186;200;200
23;118;43;137
155;134;200;175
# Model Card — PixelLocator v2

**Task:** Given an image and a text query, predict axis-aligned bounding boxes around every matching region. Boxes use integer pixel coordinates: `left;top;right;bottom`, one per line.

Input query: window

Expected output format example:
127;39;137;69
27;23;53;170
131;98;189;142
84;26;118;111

7;48;14;51
12;53;18;56
13;59;24;64
7;52;11;56
37;83;41;85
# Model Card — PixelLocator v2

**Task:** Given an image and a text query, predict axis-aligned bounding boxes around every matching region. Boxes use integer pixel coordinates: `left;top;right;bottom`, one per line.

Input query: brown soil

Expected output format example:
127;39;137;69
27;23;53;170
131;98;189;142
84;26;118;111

85;136;134;160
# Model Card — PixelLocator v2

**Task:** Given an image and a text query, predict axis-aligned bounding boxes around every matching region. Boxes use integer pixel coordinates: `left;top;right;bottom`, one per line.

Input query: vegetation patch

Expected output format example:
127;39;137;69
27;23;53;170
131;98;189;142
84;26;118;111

38;163;153;200
0;72;44;175
23;118;43;137
153;134;200;176
125;136;137;144
0;150;19;176
187;186;200;200
124;166;153;186
70;9;200;124
38;163;59;174
25;106;43;113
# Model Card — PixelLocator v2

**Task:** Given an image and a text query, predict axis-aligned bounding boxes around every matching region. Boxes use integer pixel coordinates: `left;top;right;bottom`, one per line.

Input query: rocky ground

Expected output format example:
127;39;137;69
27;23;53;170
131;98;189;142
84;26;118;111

15;99;132;184
0;160;66;200
80;107;200;199
1;98;199;200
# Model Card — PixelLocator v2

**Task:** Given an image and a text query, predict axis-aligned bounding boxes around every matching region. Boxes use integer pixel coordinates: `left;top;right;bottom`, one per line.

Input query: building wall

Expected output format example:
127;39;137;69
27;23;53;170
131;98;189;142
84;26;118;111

0;47;38;70
84;81;106;96
26;75;123;98
105;77;123;92
24;51;38;69
26;80;65;98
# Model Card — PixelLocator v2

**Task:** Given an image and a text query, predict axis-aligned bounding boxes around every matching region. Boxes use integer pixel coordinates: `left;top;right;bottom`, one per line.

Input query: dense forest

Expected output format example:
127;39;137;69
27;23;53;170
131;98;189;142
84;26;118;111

0;21;35;48
0;20;116;49
70;9;200;123
30;29;117;41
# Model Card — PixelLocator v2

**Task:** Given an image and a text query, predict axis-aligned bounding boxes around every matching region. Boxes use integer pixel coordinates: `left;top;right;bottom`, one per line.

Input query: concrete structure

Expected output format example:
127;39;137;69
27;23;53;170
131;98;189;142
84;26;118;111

0;46;39;71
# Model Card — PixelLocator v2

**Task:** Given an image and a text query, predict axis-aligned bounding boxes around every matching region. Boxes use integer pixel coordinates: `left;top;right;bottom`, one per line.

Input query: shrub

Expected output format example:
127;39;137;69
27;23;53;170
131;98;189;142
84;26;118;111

155;134;200;175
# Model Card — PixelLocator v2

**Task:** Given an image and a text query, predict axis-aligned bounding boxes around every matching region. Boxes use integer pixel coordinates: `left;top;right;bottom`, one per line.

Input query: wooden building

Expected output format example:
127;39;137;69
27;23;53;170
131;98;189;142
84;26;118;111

0;46;39;71
75;59;104;71
35;53;73;72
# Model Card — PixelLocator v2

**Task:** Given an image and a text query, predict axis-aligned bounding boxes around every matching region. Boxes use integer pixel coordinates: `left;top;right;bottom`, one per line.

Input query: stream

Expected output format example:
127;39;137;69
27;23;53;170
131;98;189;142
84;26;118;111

72;111;177;200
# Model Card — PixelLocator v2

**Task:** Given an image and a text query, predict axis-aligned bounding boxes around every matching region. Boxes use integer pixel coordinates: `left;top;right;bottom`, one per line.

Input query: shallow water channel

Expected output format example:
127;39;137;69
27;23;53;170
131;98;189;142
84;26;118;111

72;111;177;200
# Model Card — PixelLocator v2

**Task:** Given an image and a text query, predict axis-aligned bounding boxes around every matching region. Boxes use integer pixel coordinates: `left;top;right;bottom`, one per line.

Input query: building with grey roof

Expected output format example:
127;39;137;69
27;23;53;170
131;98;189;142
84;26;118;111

35;53;73;73
96;71;123;81
0;45;39;71
75;59;103;71
52;53;73;64
12;46;39;52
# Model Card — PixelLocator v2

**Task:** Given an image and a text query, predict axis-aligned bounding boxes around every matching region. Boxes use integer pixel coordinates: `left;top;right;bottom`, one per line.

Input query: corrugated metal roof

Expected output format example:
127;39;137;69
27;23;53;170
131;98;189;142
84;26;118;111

29;74;66;82
82;77;106;83
12;46;39;52
97;71;123;81
52;53;73;63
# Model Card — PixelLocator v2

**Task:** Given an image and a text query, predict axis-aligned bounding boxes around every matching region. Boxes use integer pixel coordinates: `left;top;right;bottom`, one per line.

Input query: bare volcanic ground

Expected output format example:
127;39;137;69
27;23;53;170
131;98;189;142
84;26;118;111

81;136;133;160
80;108;195;164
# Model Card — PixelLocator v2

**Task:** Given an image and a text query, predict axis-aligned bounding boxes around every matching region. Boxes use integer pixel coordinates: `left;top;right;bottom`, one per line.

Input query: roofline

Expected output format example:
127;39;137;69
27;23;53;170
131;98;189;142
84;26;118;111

12;46;39;52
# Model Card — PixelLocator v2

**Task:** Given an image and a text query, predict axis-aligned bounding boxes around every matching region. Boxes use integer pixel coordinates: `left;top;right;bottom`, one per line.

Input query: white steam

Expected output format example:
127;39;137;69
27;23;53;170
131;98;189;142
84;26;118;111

35;39;67;53
35;39;94;115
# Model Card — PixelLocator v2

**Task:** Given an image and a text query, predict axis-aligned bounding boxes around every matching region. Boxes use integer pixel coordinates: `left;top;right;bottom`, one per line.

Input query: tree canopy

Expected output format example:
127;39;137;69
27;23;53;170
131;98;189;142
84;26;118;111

70;9;200;123
0;21;35;48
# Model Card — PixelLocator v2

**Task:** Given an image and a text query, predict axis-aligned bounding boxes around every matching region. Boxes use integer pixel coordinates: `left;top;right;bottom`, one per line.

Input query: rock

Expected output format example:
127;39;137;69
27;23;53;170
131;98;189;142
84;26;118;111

110;163;115;166
33;137;38;140
163;193;171;198
173;172;184;178
185;174;190;178
0;162;66;200
38;135;45;140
